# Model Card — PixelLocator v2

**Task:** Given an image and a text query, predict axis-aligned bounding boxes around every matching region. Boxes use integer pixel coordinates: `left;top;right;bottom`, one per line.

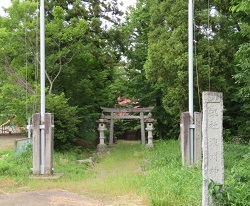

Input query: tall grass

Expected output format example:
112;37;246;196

139;140;202;205
216;143;250;205
0;140;249;205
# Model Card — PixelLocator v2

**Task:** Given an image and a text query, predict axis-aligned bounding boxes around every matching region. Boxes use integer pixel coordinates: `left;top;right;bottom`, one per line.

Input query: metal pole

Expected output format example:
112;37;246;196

28;117;31;139
40;0;45;174
188;0;194;164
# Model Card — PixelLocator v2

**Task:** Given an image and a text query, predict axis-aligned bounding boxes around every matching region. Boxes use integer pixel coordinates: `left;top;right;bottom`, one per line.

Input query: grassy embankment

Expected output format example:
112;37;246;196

0;139;249;205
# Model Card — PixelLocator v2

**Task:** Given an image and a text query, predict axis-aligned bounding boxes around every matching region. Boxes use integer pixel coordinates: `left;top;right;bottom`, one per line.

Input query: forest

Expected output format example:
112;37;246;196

0;0;249;150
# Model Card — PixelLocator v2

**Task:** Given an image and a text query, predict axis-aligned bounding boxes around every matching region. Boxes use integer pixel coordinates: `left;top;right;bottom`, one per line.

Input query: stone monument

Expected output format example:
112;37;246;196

202;92;224;206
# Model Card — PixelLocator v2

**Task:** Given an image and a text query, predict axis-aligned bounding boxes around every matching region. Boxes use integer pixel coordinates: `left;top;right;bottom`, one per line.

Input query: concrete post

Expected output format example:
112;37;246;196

44;113;54;176
32;113;41;175
194;112;202;164
180;112;190;166
32;113;54;176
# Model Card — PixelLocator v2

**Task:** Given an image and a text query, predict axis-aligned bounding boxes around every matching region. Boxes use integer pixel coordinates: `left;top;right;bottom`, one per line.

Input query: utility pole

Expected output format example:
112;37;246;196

40;0;46;174
188;0;194;164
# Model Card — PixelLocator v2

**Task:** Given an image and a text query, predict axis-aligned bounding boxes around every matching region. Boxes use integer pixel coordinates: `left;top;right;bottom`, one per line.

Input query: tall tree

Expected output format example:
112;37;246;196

123;0;244;138
229;0;250;141
115;0;169;138
0;0;124;144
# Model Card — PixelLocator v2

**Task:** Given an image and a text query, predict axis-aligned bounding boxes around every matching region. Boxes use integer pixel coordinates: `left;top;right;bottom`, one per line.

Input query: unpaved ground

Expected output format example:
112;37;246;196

0;189;107;206
0;135;148;206
0;189;146;206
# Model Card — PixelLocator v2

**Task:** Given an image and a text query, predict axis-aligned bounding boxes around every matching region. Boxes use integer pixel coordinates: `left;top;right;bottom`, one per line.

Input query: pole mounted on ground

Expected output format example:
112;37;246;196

40;0;46;175
188;0;194;164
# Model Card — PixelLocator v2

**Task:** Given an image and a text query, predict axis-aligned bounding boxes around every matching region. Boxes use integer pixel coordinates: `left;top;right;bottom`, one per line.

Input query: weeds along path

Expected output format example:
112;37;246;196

80;141;149;205
0;139;149;205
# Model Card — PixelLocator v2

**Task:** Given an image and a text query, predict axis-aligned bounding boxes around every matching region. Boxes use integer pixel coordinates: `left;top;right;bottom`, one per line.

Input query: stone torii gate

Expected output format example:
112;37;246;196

99;106;154;145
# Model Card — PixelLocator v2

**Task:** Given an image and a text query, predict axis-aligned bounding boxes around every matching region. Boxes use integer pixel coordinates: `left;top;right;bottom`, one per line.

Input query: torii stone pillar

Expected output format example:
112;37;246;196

109;112;114;145
140;112;146;145
97;118;108;152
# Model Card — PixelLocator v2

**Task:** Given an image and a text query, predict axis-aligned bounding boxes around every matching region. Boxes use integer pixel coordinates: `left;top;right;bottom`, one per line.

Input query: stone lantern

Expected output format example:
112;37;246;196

96;118;108;152
145;116;155;147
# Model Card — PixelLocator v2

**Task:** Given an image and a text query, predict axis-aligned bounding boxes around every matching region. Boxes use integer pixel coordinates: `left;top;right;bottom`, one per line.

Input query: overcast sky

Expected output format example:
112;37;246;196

0;0;136;16
0;0;11;16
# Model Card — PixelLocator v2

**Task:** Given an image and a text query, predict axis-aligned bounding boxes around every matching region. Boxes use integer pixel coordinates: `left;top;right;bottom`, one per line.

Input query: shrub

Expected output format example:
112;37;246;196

46;93;80;151
213;145;250;205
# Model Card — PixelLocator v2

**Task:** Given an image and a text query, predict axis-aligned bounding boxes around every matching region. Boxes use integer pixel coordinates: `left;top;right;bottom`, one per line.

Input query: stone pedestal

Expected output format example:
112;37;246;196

145;117;155;147
97;118;108;152
202;92;224;206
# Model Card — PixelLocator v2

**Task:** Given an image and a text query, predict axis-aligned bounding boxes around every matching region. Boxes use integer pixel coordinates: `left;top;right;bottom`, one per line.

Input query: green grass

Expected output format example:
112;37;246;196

140;140;202;205
0;140;249;205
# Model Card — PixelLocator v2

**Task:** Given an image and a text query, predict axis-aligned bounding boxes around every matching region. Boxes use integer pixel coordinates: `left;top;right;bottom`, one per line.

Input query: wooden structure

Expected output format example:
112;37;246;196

100;106;154;145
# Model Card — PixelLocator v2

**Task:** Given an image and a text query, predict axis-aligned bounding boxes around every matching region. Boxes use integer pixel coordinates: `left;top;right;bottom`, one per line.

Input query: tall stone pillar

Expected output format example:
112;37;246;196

202;92;224;206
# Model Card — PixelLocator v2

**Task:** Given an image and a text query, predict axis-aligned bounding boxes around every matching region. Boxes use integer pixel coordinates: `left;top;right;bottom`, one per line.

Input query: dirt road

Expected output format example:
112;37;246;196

0;135;147;206
0;189;109;206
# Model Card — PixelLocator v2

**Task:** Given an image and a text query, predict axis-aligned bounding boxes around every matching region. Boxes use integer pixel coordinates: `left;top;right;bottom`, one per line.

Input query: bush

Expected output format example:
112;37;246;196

46;93;80;151
213;144;250;205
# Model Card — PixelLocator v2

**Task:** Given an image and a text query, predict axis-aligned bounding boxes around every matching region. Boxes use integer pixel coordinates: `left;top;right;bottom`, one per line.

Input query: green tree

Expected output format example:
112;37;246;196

140;0;244;138
116;0;169;139
229;1;250;140
46;93;79;150
0;0;124;144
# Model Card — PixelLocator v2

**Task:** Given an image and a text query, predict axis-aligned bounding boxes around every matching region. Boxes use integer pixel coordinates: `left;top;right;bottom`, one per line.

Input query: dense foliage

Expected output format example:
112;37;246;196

120;0;248;140
0;0;249;148
0;0;124;149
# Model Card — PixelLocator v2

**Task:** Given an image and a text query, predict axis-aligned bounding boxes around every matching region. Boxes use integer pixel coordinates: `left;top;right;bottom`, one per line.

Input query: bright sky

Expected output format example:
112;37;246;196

0;0;136;16
0;0;11;16
120;0;136;10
